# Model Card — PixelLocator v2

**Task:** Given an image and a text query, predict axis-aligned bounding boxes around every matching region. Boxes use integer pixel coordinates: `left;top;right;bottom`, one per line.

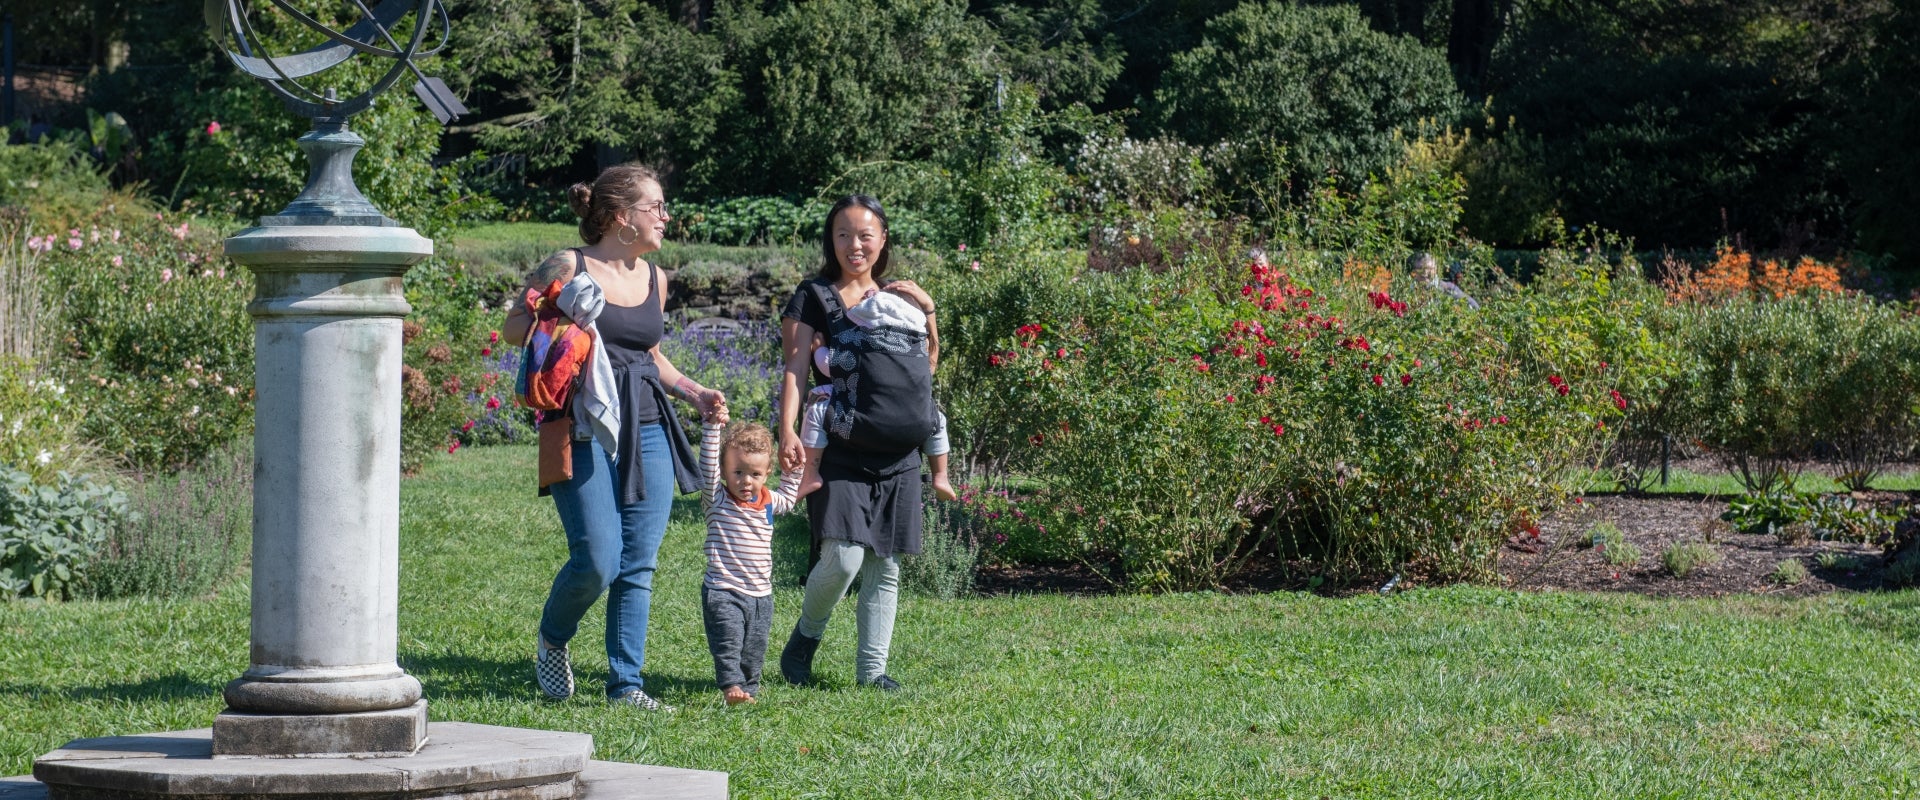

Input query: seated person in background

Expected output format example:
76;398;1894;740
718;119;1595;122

1408;251;1479;310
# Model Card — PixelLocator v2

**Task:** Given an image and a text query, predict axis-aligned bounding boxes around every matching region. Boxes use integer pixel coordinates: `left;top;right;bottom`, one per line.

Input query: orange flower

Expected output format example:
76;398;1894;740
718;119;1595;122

1666;246;1849;303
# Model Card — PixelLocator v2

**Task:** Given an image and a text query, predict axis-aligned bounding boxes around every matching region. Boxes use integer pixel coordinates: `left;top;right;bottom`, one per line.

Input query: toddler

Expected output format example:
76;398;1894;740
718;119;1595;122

700;405;801;705
798;287;954;500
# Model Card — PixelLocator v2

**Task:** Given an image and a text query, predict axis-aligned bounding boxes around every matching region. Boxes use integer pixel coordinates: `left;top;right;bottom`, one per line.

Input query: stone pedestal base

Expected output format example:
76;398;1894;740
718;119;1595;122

212;699;428;757
5;760;727;800
12;722;721;800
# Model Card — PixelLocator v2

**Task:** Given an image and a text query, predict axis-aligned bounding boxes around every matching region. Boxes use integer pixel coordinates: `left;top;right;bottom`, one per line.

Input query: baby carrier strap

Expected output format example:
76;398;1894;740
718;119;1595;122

808;278;852;337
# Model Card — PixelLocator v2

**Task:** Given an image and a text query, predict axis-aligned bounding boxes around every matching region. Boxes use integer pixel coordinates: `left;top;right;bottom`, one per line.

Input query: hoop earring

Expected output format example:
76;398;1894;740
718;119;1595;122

616;223;640;246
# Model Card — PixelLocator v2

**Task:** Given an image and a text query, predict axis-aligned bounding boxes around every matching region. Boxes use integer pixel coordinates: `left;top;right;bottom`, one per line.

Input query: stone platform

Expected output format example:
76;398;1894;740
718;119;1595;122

2;722;724;800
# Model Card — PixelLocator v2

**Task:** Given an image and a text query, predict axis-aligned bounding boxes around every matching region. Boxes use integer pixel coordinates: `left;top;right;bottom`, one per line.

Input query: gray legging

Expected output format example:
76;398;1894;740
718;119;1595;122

796;538;900;683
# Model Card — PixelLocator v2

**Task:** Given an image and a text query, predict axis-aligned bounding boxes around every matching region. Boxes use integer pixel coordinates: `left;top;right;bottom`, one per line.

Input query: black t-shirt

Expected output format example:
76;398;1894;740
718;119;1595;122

781;277;839;387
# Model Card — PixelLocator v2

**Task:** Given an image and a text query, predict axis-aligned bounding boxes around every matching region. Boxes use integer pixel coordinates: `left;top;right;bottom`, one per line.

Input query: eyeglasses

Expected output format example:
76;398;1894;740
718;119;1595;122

634;201;670;220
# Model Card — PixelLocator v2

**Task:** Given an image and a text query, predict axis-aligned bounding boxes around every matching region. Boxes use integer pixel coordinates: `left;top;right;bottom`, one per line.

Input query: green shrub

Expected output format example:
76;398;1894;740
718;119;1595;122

949;482;1074;569
1770;558;1809;586
400;322;489;474
1453;115;1564;247
1801;296;1920;491
1815;551;1875;572
1661;541;1721;578
38;211;254;470
1155;2;1464;204
900;496;979;599
1723;489;1898;545
1584;521;1623;549
402;256;523;466
672;197;820;247
1071;134;1213;215
1604;539;1643;568
0;355;85;482
1280;133;1470;259
1583;522;1641;566
0;466;131;600
0;139;114;232
1884;549;1920;587
837;84;1087;250
87;438;250;599
937;230;1638;590
1663;296;1830;492
701;0;994;198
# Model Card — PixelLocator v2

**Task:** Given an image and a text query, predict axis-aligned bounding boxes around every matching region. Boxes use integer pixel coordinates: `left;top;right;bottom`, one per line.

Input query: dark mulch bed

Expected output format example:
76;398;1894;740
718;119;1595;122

1501;493;1908;597
972;491;1919;598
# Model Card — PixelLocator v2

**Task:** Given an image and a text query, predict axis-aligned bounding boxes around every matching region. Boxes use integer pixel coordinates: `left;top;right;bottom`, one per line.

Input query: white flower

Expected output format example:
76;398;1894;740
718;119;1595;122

9;420;20;435
189;405;200;416
36;450;52;465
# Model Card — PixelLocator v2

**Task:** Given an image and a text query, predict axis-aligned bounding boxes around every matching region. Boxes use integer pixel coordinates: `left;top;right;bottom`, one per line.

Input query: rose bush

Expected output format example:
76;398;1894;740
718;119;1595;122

33;212;254;471
936;235;1644;591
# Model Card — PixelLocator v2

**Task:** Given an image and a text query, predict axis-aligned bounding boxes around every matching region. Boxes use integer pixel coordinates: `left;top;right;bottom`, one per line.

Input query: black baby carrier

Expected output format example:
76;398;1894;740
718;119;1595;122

811;280;939;459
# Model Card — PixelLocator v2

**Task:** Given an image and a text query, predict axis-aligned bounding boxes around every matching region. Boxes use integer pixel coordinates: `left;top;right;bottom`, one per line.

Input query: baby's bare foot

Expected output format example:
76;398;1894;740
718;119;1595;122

722;686;754;706
797;460;824;498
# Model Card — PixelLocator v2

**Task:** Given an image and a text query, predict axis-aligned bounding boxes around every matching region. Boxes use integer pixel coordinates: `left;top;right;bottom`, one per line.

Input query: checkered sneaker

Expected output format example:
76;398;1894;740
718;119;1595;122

609;689;675;713
535;642;574;701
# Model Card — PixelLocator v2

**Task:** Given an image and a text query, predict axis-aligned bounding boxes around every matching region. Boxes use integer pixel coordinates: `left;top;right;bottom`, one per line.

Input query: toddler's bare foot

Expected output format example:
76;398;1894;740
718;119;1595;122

722;685;754;706
931;473;957;501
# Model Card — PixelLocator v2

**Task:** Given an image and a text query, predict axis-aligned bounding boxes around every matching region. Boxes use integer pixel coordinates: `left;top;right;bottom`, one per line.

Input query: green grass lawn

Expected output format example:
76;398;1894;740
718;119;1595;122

8;445;1920;797
447;223;816;283
1580;466;1920;496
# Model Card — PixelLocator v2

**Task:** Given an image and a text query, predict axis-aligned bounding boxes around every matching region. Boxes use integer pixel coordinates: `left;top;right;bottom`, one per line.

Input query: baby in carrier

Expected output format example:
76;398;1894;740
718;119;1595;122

798;286;955;501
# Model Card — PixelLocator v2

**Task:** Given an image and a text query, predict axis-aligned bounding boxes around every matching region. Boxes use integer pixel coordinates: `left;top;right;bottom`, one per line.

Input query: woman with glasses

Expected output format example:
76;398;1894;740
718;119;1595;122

501;163;725;711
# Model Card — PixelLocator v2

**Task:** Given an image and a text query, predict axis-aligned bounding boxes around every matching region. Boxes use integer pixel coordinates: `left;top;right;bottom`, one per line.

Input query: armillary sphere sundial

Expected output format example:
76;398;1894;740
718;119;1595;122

205;0;468;226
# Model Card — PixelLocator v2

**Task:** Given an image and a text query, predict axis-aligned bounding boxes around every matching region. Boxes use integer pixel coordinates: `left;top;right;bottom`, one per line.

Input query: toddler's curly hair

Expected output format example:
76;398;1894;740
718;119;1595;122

721;422;774;460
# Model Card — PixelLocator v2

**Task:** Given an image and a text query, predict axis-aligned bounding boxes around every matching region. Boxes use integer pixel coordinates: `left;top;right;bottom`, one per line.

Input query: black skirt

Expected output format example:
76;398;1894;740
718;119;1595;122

807;452;923;559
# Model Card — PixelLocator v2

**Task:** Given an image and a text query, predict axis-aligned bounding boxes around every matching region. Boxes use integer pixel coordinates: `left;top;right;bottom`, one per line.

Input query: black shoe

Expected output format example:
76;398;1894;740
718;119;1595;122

859;674;902;692
780;627;821;686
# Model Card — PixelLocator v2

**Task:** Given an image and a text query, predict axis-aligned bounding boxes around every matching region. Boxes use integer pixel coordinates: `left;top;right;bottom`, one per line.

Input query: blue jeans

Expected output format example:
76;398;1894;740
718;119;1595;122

539;424;675;698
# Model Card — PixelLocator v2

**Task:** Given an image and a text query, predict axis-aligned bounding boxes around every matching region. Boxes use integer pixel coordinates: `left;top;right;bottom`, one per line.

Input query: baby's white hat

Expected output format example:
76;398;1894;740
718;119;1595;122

846;289;926;333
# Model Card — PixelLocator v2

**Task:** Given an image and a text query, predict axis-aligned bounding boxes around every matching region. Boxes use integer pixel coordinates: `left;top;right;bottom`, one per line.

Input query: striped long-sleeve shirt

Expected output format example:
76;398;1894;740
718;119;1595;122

701;422;800;597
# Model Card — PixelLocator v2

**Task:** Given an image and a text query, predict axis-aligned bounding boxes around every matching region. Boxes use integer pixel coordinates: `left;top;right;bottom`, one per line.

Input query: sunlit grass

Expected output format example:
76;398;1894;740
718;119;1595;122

6;445;1920;797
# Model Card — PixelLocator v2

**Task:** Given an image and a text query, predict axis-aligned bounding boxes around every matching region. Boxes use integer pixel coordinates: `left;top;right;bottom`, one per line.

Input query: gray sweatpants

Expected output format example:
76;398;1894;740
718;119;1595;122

797;538;900;684
702;585;773;695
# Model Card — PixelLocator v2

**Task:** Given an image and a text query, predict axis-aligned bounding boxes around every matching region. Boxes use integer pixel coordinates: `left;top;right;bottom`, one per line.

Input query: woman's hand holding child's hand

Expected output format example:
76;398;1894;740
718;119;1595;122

705;401;730;425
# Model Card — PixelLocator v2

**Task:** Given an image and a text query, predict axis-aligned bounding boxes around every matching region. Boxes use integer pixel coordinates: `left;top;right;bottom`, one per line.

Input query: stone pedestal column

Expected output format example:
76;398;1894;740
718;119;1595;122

213;223;433;757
